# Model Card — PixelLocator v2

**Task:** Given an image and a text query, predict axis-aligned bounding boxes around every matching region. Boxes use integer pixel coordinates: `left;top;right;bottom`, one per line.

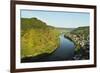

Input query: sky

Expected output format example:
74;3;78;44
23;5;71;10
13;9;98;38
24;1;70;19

21;10;90;28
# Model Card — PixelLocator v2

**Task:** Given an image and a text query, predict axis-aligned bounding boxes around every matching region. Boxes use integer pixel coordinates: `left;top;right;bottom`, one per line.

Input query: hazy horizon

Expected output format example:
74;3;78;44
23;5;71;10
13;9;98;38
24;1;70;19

21;10;90;28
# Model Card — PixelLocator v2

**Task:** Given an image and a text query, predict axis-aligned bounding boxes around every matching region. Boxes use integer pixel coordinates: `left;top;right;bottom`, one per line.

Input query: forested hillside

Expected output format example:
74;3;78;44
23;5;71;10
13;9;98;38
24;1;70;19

64;26;90;59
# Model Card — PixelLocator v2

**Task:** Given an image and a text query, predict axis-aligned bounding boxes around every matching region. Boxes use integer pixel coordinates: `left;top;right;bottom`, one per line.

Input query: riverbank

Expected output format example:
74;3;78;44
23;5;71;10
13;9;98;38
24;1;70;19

21;37;61;62
21;44;61;63
64;35;76;46
21;34;75;62
64;33;89;60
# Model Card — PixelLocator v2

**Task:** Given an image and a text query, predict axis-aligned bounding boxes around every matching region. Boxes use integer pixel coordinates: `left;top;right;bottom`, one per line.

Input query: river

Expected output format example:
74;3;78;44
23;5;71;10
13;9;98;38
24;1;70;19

21;34;75;62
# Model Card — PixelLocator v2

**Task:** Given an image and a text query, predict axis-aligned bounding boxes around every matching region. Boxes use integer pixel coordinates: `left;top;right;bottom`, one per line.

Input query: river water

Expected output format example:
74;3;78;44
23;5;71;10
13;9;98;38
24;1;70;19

21;34;75;62
45;34;75;61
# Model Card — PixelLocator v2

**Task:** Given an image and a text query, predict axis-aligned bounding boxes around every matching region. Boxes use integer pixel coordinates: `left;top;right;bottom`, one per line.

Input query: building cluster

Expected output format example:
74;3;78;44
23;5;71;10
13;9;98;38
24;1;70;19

66;33;89;48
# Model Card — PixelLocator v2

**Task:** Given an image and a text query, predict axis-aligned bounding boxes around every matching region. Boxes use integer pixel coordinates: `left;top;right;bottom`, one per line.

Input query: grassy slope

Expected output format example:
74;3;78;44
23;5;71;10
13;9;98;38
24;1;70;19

21;18;60;58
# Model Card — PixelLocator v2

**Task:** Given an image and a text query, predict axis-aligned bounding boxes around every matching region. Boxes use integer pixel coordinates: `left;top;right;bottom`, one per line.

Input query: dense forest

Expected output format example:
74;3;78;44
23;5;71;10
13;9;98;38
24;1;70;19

21;17;60;58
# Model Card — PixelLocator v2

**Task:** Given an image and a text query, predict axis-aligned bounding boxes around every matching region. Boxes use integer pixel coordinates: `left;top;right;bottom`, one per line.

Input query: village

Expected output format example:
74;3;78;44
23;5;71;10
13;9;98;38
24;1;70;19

64;31;90;60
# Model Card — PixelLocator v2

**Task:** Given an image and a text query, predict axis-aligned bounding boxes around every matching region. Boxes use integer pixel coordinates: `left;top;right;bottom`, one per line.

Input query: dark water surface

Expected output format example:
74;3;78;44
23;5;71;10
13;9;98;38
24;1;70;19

21;34;75;63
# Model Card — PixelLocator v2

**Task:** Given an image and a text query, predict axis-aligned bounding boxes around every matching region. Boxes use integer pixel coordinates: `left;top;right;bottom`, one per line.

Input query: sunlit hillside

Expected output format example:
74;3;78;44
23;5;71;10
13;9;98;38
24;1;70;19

21;17;60;58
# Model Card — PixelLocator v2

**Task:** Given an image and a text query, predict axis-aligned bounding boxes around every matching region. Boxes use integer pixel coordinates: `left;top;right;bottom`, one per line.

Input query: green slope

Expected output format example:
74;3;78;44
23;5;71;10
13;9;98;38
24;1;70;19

21;17;60;58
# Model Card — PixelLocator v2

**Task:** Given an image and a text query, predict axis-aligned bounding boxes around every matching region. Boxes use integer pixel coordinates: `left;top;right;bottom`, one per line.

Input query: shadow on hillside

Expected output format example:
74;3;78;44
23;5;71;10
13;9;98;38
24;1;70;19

21;53;51;63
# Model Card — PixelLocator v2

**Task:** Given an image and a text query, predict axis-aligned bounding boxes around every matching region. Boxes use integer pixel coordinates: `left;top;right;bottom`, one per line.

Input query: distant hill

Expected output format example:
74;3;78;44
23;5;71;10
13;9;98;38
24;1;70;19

70;26;89;40
56;27;75;33
56;27;75;30
72;26;89;32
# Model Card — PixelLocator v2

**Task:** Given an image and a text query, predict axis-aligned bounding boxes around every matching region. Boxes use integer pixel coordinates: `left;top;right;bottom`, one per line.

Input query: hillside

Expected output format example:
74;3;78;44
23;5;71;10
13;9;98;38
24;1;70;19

65;26;89;59
21;17;60;58
70;26;89;40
